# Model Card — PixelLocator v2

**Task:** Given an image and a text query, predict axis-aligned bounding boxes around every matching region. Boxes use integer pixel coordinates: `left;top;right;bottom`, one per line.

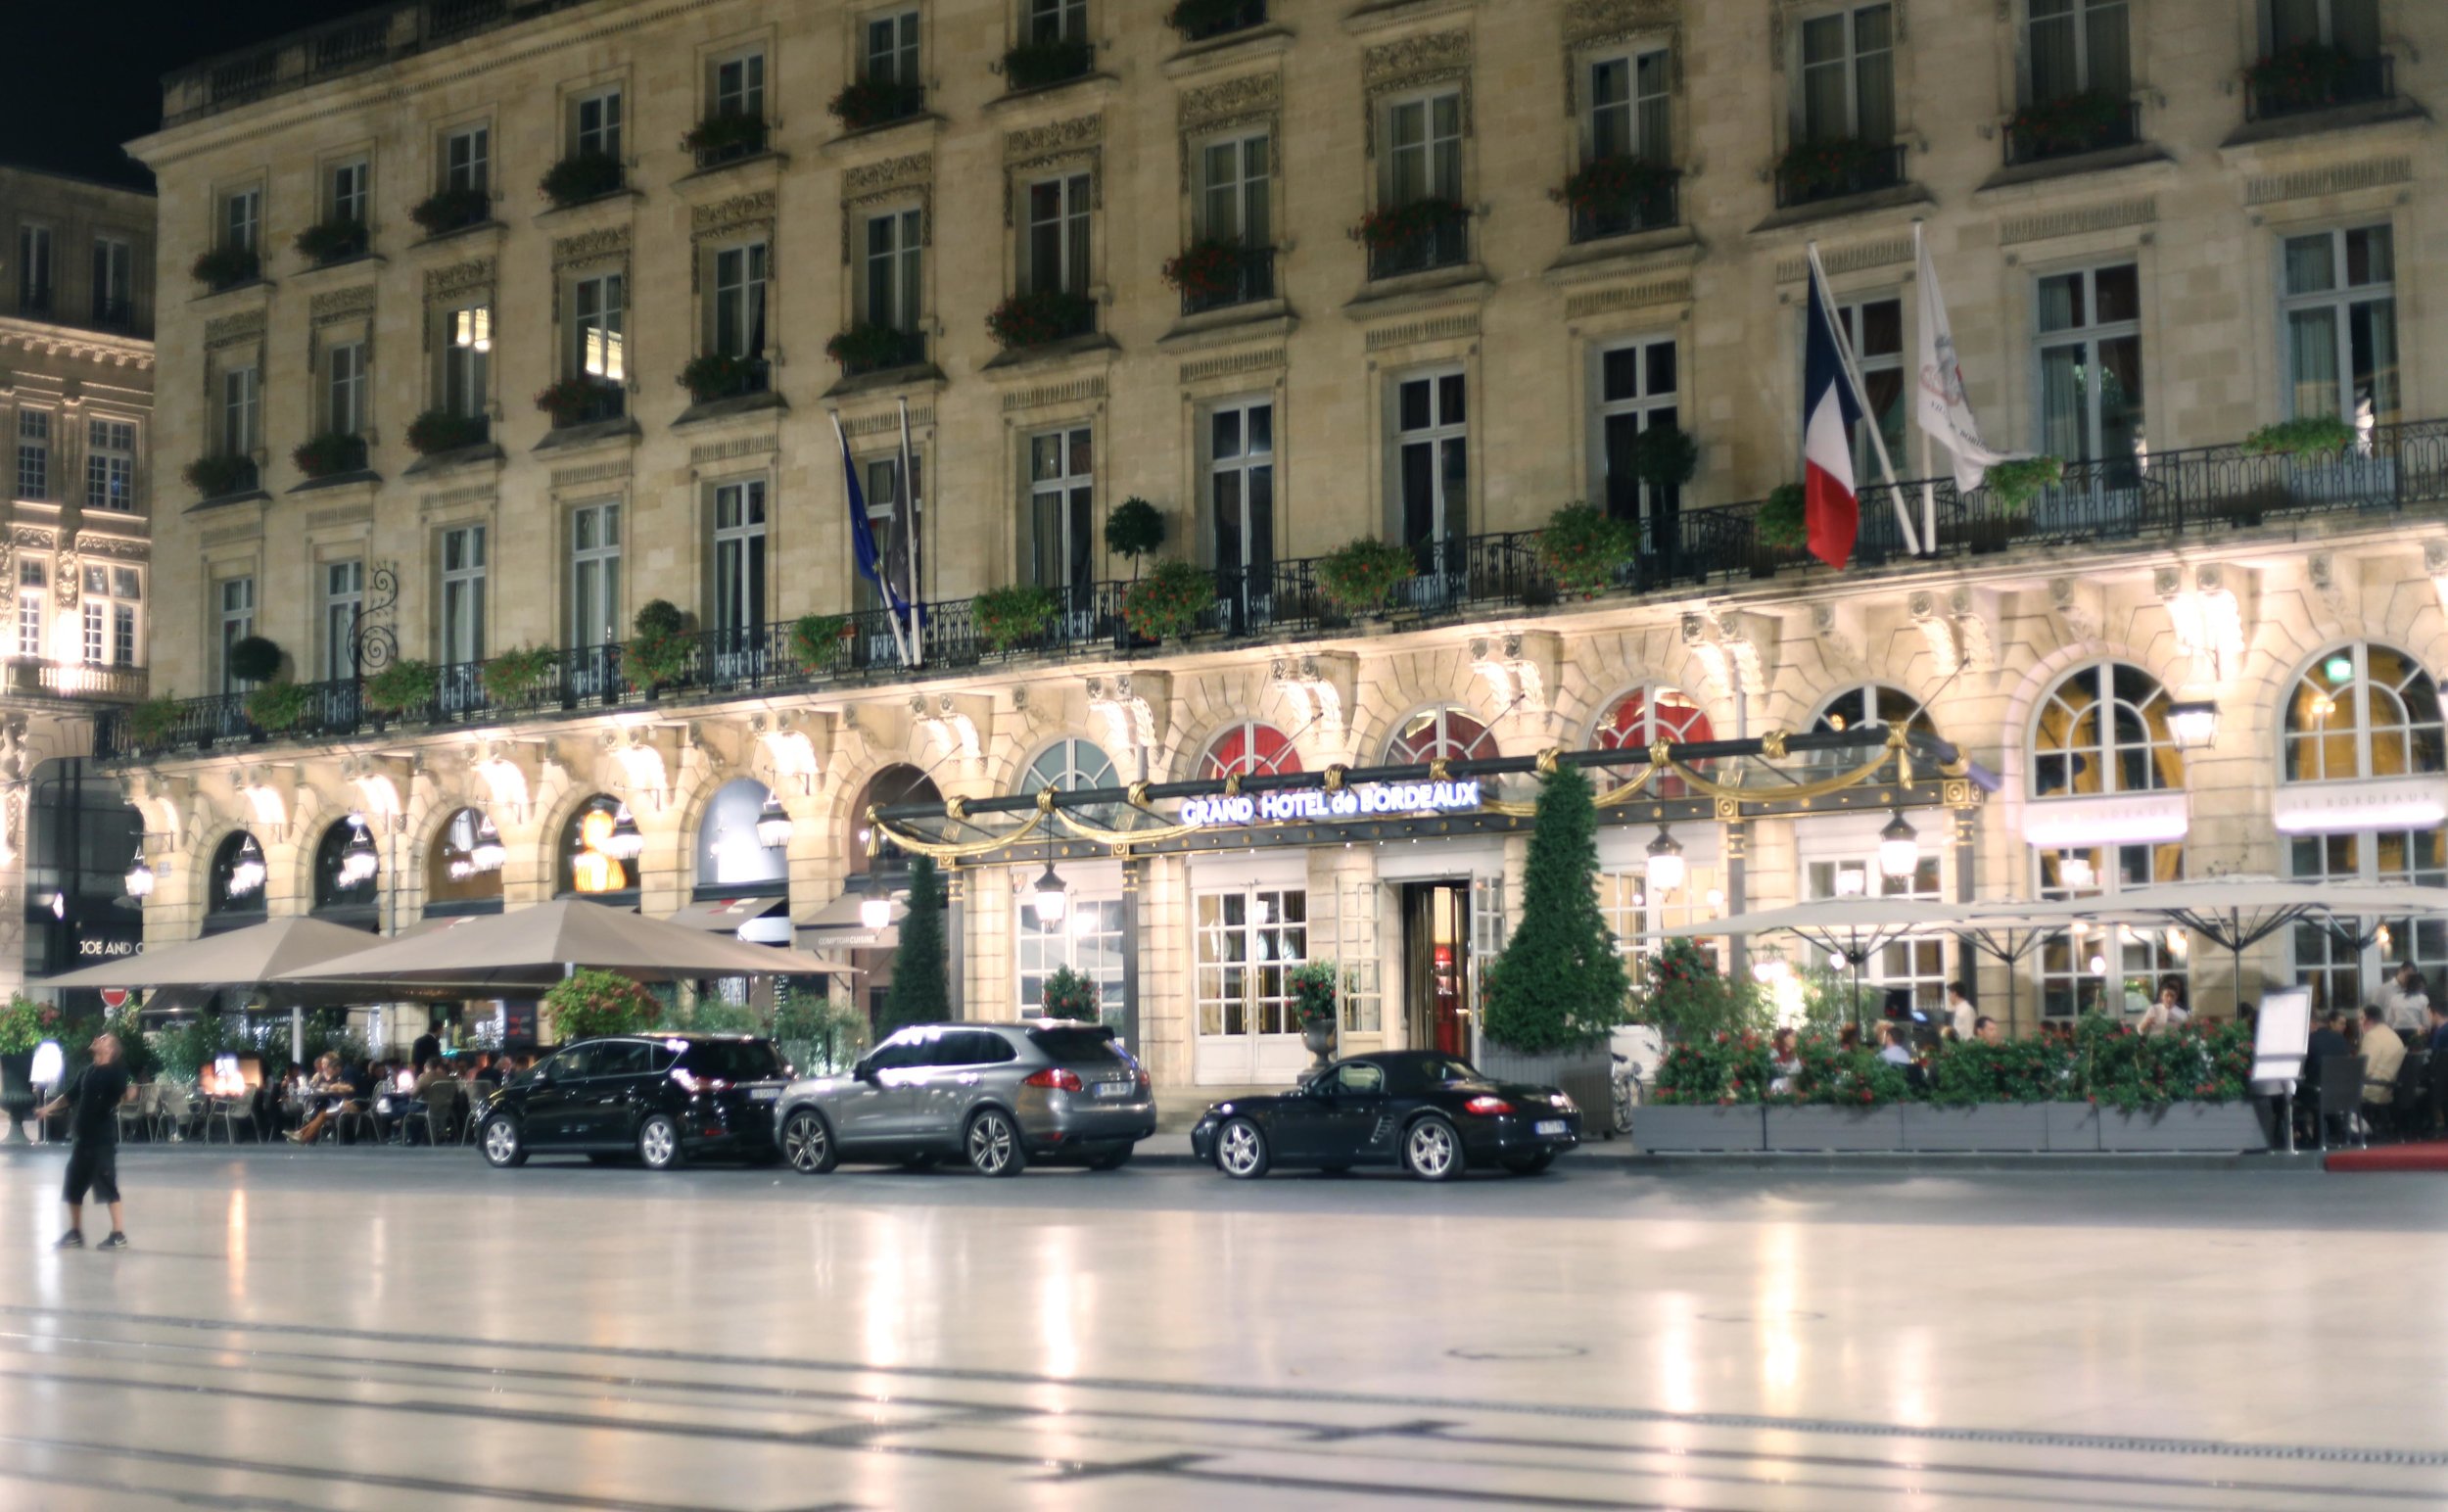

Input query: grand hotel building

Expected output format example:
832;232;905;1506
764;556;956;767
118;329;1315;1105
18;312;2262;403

114;0;2448;1084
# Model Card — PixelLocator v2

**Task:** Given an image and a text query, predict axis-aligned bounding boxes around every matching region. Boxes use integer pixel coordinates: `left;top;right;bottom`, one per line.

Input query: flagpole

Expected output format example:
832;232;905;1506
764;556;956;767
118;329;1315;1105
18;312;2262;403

1807;242;1920;556
831;408;911;668
898;397;922;671
1913;221;1938;556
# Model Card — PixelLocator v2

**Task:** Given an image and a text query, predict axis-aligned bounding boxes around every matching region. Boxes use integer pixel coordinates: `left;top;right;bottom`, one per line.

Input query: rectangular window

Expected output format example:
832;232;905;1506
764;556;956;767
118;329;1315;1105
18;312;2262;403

446;305;491;417
323;559;363;681
218;575;256;690
1837;298;1906;484
17;561;43;658
1595;340;1676;541
711;481;769;637
714;52;766;118
1386;91;1462;207
574;271;626;382
1199;132;1270;245
16;224;52;310
864;209;923;333
1588;49;1671;163
2036;262;2142;464
441;526;487;664
1807;853;1946;1014
328;159;369;224
222;187;261;251
1209;399;1275;579
2036;843;2185;1019
2282;224;2398;427
443;125;490;193
327;340;368;435
85;419;136;512
1799;4;1896;143
1027;0;1087;44
16;409;49;500
1394;370;1468;552
220;365;260;457
1023;172;1092;297
80;566;140;667
1018;894;1127;1033
90;236;133;325
1027;426;1094;601
2028;0;2130;102
2288;828;2448;1016
570;501;622;647
855;454;920;615
866;9;920;84
713;243;769;359
574;88;623;160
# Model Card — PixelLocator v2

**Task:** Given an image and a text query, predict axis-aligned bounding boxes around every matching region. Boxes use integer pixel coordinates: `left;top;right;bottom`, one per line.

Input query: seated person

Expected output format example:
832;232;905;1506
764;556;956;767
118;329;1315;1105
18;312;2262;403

2358;1005;2405;1112
408;1060;460;1145
287;1054;361;1145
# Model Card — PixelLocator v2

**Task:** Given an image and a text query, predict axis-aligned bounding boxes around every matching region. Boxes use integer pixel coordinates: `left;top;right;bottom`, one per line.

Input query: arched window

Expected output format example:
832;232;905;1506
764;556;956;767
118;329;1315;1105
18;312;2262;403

427;807;506;910
1592;685;1714;750
2031;662;2181;797
850;765;941;874
208;830;267;916
2283;643;2445;783
1384;707;1495;765
311;816;378;914
1202;722;1301;780
558;794;637;898
1020;737;1116;793
1810;683;1938;741
696;778;788;890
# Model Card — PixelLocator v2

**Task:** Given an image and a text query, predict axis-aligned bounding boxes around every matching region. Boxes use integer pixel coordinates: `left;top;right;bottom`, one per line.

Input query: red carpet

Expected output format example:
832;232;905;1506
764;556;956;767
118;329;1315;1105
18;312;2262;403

2326;1141;2448;1172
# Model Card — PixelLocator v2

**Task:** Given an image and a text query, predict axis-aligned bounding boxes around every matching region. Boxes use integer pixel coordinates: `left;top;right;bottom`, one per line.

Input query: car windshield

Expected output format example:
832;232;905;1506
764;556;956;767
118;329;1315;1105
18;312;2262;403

674;1040;783;1080
1419;1056;1482;1084
1024;1025;1128;1067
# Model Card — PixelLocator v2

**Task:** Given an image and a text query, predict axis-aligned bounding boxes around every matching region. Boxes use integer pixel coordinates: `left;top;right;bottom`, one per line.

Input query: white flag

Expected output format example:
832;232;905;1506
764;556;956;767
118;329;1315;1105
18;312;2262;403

1915;233;2011;494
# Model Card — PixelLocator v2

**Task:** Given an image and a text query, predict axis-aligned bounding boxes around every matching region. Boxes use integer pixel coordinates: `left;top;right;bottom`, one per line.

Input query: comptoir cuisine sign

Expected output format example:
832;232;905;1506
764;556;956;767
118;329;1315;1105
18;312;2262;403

1177;779;1484;827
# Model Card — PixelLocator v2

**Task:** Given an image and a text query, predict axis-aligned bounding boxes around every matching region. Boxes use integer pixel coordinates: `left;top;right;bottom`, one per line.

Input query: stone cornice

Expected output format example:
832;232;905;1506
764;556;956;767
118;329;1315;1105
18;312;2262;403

0;315;155;371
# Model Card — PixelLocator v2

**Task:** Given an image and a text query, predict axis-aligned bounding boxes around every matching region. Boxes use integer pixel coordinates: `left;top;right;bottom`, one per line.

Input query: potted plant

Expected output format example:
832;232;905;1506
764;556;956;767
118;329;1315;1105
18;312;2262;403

408;185;493;236
2247;40;2353;115
1315;537;1416;618
292;431;368;480
0;995;62;1144
542;968;661;1042
126;694;185;750
190;245;259;290
1040;965;1101;1023
539;150;623;208
1350;198;1468;254
404;409;490;455
183;454;258;498
986;289;1096;349
244;680;315;732
971;584;1060;653
2241;415;2355;456
1631;422;1700;498
1757;483;1808;554
1160;237;1253;303
1105;497;1166;579
1980;454;2065;513
682;111;768;162
1641;1032;1770;1152
534;377;621;427
362;658;438;717
1774;136;1891;200
1561;154;1674;228
1477;763;1624;1110
624;599;695;692
828;78;925;131
1122;558;1215;642
1001;37;1095;91
2006;89;2125;158
1534;503;1635;598
1288;960;1340;1072
824;323;921;374
292;218;368;264
787;613;851;676
226;635;285;685
678;353;764;402
479;644;558;707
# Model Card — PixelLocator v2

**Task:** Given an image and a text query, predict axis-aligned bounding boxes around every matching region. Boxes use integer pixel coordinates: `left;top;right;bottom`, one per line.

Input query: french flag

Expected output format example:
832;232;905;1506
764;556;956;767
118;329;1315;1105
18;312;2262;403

1802;265;1864;570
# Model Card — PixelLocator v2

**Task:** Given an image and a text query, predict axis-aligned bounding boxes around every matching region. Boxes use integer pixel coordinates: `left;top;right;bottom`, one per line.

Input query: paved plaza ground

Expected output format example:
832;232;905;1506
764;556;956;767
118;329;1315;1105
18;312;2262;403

0;1144;2441;1510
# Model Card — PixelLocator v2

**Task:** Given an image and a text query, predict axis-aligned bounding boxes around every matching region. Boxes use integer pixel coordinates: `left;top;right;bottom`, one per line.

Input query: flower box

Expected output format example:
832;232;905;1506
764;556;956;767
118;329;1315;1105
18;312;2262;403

1901;1103;2050;1153
2043;1102;2099;1152
2096;1102;2270;1153
1764;1105;1907;1152
1632;1103;1764;1153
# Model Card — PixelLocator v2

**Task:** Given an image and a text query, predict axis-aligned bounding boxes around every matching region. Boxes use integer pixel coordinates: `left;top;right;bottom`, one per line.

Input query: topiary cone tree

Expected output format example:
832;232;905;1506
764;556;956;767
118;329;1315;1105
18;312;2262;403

1481;763;1627;1055
882;855;950;1033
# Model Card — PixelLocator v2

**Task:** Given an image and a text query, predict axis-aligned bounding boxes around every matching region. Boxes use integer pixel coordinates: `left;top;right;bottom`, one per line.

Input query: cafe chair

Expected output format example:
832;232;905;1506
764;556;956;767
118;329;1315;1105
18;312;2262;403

2309;1054;2367;1150
2386;1049;2429;1140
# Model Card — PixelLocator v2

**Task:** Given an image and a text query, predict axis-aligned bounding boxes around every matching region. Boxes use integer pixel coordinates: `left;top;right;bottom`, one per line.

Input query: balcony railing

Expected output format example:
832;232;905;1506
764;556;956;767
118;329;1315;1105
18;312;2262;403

1773;140;1907;209
8;659;147;701
89;296;137;332
99;418;2448;764
17;284;53;317
1366;212;1469;281
1570;173;1680;244
1172;0;1267;43
2246;50;2392;122
165;3;601;126
688;115;769;169
1179;247;1276;316
547;382;627;428
2002;96;2142;166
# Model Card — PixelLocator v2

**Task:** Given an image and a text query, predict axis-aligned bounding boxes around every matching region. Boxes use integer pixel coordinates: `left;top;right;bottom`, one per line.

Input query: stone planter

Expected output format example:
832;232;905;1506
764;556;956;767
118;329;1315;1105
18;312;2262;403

2096;1102;2270;1153
2043;1102;2098;1153
1764;1104;1907;1151
1299;1018;1337;1079
0;1050;32;1143
1476;1043;1612;1123
1901;1103;2051;1153
1632;1103;1764;1152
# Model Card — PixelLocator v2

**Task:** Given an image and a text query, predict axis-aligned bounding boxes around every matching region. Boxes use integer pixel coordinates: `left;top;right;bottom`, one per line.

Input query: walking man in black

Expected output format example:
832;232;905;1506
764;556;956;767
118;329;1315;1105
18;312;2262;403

37;1030;134;1251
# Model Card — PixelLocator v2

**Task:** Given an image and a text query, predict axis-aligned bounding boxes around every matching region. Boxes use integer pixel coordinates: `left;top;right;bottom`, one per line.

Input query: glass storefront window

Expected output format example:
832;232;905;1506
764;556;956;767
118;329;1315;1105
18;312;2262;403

2035;842;2186;1019
2287;828;2448;1015
2282;642;2444;782
1017;894;1125;1030
1807;853;1945;1014
1195;888;1306;1039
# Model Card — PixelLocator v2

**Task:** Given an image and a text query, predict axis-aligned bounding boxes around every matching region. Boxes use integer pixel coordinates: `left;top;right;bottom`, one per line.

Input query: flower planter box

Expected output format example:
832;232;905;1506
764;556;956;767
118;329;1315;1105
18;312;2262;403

1475;1043;1611;1125
1901;1103;2051;1153
1765;1105;1907;1151
1633;1104;1764;1153
2043;1101;2099;1153
2096;1102;2270;1153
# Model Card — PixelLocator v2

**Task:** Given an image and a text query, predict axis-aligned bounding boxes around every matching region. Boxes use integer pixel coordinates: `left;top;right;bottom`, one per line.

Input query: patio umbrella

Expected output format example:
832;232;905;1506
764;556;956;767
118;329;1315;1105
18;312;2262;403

276;899;859;990
1665;898;1998;1028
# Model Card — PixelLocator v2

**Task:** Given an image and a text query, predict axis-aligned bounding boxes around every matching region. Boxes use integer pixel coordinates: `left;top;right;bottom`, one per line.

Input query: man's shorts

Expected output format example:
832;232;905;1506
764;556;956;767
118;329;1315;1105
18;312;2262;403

63;1143;119;1205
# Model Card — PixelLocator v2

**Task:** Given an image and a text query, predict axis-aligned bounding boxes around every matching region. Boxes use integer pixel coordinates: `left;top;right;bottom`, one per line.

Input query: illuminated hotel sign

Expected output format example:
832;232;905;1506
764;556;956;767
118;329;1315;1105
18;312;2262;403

1178;779;1483;828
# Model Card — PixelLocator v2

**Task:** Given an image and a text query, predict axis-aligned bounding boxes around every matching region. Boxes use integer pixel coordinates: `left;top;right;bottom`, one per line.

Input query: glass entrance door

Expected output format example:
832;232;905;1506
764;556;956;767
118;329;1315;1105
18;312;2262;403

1402;882;1470;1056
1192;886;1308;1085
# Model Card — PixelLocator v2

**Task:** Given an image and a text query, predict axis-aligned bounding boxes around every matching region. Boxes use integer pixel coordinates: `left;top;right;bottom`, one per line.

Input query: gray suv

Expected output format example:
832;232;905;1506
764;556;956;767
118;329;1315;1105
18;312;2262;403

774;1019;1155;1177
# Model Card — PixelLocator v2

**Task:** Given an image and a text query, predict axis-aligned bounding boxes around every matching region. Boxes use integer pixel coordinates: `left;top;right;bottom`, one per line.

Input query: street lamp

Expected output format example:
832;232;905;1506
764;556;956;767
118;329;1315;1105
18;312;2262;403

600;804;645;861
2166;699;2219;749
1877;808;1920;880
229;835;266;897
859;868;894;932
1032;861;1069;924
1644;826;1685;896
755;789;793;849
124;844;155;900
470;815;506;873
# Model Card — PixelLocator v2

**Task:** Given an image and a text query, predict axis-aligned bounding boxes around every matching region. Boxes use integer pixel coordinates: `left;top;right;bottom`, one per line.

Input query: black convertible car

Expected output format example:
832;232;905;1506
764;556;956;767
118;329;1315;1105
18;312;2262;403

1190;1051;1580;1181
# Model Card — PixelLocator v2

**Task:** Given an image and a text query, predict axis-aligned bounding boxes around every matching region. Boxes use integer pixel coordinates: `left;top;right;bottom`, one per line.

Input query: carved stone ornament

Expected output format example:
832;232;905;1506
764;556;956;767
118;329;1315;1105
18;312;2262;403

1563;0;1678;46
690;191;777;244
423;258;495;304
844;152;933;200
1363;28;1474;93
74;532;148;560
551;226;630;271
1004;113;1106;168
1179;73;1283;177
309;285;376;326
203;309;266;350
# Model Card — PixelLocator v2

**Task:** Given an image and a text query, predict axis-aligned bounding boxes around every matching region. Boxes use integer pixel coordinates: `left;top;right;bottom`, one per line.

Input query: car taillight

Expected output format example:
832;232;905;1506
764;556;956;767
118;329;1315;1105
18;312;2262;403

1463;1096;1513;1116
1136;1066;1151;1089
1024;1067;1085;1093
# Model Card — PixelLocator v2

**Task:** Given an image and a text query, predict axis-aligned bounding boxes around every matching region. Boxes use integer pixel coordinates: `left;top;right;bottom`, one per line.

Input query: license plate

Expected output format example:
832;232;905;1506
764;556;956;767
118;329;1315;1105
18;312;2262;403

1534;1119;1568;1136
1095;1081;1133;1100
749;1087;779;1102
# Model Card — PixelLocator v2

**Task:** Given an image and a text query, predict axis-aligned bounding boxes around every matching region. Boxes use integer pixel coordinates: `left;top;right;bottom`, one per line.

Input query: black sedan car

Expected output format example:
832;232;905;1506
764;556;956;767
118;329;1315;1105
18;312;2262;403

1190;1051;1580;1181
477;1033;789;1171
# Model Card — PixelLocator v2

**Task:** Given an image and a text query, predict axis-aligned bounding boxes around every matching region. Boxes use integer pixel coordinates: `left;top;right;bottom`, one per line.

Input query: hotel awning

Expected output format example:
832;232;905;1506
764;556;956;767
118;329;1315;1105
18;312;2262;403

664;895;791;934
796;889;904;951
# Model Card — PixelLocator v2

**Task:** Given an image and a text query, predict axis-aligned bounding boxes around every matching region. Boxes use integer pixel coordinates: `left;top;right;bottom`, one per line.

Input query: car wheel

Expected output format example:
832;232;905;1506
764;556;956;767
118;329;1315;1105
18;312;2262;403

636;1113;684;1171
1087;1146;1133;1171
780;1110;837;1175
1215;1117;1269;1179
1503;1152;1557;1176
1402;1115;1464;1182
965;1109;1026;1177
480;1115;526;1169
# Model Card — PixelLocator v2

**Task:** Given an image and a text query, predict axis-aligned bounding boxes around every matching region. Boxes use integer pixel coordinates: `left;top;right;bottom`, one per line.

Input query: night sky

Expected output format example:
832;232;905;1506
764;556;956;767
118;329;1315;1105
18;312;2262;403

2;3;351;188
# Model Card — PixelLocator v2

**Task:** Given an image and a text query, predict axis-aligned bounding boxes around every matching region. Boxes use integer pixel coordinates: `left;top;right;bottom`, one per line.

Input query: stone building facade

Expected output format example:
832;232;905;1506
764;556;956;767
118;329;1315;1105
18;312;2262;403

117;0;2448;1080
0;165;158;998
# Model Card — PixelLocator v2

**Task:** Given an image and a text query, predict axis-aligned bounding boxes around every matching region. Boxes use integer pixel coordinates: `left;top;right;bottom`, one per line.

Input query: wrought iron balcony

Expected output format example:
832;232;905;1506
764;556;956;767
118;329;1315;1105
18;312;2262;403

1569;170;1680;244
1178;246;1276;316
1170;0;1267;43
1364;206;1469;281
2246;49;2392;121
1772;140;1907;209
2002;96;2142;166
